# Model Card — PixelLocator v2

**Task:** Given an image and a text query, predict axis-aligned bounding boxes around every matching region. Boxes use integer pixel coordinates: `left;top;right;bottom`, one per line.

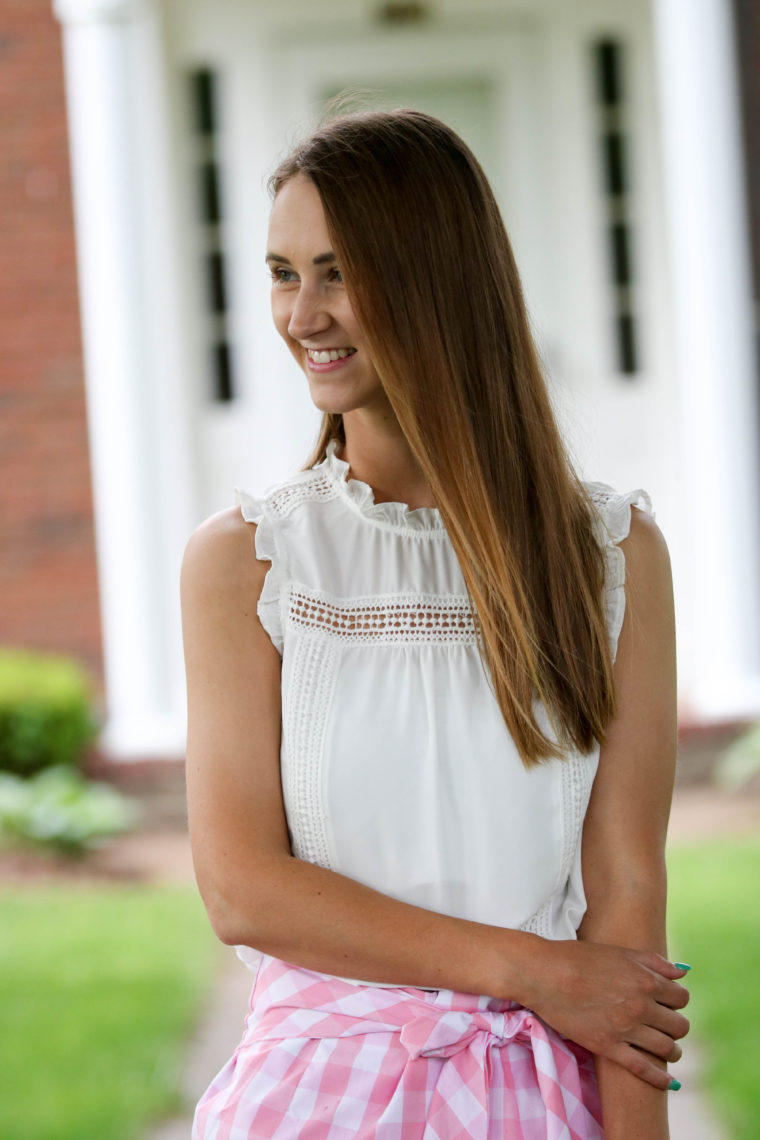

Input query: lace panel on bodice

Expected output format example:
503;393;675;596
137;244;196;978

287;585;478;645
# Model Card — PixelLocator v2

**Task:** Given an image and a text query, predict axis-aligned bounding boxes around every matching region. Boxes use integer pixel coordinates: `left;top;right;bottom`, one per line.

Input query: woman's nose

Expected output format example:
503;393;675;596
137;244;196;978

287;285;331;341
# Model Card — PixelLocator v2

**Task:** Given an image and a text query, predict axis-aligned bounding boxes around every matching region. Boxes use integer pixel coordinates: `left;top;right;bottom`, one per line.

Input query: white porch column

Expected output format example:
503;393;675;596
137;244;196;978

54;0;187;756
653;0;760;718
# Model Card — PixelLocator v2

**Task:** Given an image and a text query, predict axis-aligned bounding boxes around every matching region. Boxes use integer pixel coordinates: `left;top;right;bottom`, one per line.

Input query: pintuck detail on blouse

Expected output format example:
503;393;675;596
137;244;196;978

233;443;655;952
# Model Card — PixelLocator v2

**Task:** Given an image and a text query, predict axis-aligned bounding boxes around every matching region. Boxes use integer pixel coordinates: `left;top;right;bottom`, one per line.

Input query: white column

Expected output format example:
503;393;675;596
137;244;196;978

54;0;186;755
653;0;760;718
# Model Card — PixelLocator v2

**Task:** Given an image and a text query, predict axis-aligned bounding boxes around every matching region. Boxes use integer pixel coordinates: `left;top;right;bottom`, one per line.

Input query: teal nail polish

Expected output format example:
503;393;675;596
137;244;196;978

674;963;691;971
668;1079;682;1092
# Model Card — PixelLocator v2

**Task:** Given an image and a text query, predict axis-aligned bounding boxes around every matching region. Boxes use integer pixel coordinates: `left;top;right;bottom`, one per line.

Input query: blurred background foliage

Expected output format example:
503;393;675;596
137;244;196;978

0;648;135;856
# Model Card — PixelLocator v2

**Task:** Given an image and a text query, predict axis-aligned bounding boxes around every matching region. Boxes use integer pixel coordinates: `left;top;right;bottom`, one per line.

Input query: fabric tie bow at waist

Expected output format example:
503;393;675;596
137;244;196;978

399;1005;533;1059
243;956;603;1140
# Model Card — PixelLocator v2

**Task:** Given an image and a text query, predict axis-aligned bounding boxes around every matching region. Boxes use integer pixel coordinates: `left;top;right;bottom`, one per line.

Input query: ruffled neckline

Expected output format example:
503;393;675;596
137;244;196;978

321;439;445;533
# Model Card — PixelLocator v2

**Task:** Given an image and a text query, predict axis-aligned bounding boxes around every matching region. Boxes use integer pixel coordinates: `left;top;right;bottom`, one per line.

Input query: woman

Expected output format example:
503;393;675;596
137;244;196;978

181;109;690;1139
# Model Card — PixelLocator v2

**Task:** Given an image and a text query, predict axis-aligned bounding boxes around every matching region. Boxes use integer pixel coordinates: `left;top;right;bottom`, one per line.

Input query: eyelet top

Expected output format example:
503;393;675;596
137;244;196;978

232;456;654;948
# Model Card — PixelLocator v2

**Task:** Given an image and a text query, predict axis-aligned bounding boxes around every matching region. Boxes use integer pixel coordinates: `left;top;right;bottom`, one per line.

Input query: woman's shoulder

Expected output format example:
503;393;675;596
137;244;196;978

182;457;325;582
181;488;286;656
583;480;666;558
617;503;672;597
583;481;655;546
181;506;266;605
582;481;670;662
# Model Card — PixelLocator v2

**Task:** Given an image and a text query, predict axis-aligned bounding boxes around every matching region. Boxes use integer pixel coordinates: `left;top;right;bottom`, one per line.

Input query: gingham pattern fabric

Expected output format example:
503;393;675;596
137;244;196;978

193;955;604;1139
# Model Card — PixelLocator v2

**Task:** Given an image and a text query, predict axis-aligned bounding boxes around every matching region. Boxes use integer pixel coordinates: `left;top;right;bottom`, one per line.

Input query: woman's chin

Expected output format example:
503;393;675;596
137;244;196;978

304;375;390;418
309;395;352;415
306;386;363;417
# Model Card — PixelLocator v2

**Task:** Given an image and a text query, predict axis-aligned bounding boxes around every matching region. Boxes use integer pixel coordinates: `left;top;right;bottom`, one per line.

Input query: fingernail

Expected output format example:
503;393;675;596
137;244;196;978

668;1079;682;1092
674;963;691;971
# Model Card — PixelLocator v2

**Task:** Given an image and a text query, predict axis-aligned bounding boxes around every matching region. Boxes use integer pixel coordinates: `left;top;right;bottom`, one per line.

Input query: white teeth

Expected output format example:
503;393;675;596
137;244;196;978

308;348;356;363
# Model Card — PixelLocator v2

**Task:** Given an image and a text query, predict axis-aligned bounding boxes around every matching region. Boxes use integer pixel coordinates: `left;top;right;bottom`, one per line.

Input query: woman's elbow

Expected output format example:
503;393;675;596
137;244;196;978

194;860;285;947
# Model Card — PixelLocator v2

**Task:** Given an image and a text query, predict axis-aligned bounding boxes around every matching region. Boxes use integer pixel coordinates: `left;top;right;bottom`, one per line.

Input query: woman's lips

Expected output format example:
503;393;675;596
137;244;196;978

305;347;357;373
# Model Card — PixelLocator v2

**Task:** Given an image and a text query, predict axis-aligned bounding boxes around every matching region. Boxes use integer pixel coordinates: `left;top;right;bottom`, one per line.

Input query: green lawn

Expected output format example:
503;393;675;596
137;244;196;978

1;845;755;1139
667;837;760;1140
0;884;219;1140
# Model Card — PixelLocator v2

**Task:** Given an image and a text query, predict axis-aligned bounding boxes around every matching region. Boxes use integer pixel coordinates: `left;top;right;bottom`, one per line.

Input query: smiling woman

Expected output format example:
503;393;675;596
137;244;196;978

265;177;389;423
181;108;689;1140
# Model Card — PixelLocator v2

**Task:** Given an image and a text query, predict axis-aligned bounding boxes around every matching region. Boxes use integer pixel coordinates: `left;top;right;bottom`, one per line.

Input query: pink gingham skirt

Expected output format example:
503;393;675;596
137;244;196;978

193;954;604;1139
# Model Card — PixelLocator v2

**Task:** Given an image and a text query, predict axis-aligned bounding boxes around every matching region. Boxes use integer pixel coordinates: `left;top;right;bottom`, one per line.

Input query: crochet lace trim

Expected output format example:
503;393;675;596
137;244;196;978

267;472;340;519
282;635;340;869
287;584;478;645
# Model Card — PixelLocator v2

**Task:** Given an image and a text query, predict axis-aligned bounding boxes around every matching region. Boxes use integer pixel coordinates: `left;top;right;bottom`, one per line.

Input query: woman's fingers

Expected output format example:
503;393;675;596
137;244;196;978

652;974;690;1011
646;1001;690;1042
606;1043;678;1092
628;1024;684;1063
638;951;691;982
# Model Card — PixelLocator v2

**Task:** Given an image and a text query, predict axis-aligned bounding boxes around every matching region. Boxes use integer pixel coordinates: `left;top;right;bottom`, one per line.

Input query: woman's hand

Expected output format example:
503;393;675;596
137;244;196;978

521;938;690;1089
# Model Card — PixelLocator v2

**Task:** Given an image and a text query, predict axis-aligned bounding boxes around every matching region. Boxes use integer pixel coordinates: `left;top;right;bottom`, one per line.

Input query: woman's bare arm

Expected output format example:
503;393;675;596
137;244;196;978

577;506;684;1138
181;505;689;1091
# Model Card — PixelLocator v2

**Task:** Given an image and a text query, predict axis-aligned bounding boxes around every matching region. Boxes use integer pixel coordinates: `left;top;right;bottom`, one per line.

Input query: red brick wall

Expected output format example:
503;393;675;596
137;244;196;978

0;0;103;687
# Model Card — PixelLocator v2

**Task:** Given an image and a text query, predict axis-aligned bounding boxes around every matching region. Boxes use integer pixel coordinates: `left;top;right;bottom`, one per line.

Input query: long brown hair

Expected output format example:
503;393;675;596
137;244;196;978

269;109;614;766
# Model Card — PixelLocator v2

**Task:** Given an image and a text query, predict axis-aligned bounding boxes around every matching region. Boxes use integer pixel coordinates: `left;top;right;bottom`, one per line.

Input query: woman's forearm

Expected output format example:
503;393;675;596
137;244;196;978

195;842;688;1094
594;1055;669;1140
199;846;540;999
579;879;677;1140
572;503;683;1137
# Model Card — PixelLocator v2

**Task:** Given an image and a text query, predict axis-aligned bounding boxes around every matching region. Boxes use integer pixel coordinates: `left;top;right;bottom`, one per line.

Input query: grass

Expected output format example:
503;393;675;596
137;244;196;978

0;883;219;1140
667;837;760;1140
2;842;755;1138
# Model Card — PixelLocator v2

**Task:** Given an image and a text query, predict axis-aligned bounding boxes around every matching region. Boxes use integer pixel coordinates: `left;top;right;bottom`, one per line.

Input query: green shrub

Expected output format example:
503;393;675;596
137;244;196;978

0;766;136;856
0;649;98;775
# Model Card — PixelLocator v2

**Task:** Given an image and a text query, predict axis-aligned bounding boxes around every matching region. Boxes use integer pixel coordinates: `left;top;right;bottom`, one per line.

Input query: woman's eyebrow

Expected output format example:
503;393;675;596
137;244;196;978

265;251;336;266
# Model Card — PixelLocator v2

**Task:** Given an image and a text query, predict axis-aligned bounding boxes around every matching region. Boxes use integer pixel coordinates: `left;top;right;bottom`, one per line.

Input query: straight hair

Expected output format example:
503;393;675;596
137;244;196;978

269;108;615;766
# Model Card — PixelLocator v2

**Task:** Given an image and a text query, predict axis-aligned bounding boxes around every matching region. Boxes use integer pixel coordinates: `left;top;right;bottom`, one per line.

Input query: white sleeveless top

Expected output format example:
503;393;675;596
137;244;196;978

234;440;652;962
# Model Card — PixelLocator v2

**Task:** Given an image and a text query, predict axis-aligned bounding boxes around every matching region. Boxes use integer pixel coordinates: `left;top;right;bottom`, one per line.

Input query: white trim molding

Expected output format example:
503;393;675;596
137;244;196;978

653;0;760;719
53;0;146;24
56;0;191;757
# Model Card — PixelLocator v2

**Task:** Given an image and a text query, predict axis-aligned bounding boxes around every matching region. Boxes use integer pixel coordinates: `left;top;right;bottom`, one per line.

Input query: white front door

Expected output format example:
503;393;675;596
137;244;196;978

167;8;542;518
166;3;672;583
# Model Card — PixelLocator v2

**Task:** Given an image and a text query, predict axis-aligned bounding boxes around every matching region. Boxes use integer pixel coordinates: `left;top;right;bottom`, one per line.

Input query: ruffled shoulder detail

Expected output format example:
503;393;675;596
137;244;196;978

584;482;655;663
233;489;283;655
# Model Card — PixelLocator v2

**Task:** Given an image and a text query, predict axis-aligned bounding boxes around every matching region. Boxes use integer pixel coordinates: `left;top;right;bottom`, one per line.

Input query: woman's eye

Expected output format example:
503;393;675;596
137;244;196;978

329;267;343;284
269;267;296;285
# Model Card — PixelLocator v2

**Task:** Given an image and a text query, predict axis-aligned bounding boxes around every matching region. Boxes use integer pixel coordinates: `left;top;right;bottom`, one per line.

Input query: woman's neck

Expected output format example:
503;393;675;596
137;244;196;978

340;410;436;510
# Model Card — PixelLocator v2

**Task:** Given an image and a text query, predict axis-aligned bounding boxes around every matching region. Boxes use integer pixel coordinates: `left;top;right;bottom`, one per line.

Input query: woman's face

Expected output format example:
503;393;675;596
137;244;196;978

266;175;387;417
